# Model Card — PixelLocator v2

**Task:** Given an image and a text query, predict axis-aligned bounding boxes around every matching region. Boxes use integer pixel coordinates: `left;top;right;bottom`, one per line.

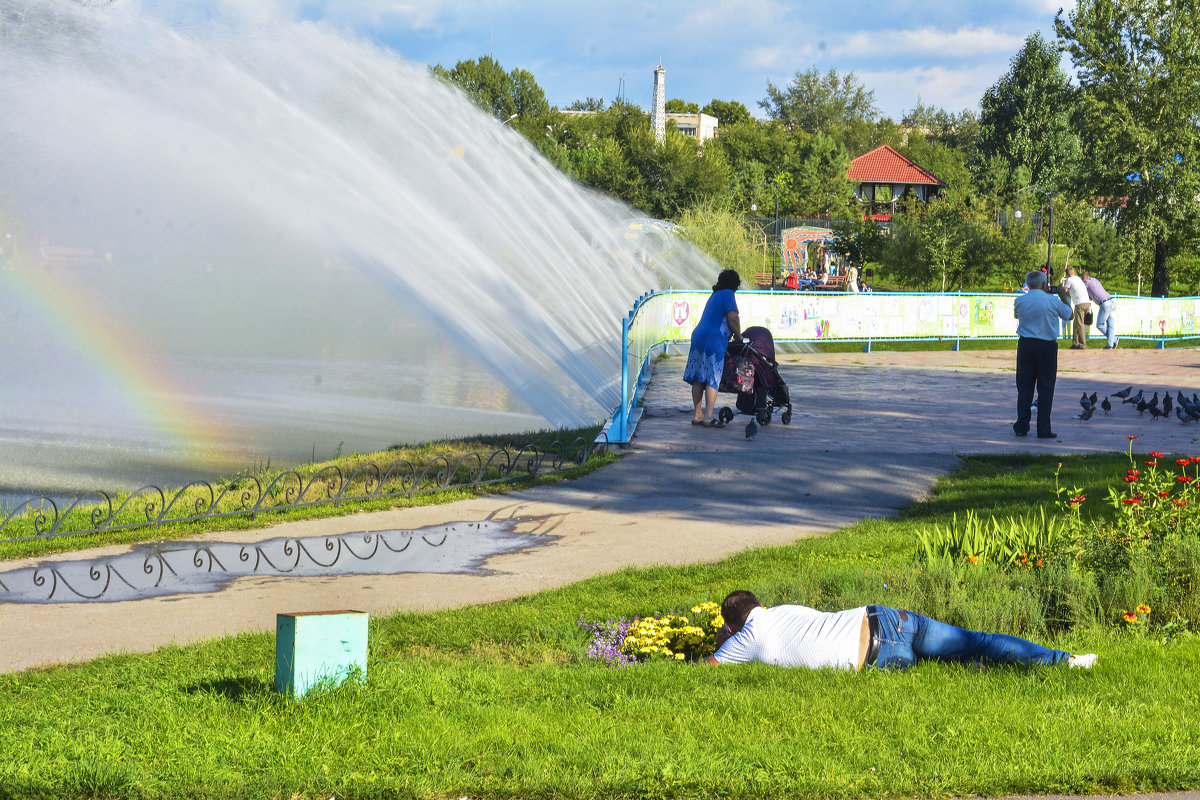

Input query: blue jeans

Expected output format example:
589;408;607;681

867;606;1069;669
1095;298;1117;348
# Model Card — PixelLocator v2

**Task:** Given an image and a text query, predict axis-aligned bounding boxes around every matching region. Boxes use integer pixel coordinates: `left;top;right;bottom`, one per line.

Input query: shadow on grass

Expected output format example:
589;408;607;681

183;675;273;702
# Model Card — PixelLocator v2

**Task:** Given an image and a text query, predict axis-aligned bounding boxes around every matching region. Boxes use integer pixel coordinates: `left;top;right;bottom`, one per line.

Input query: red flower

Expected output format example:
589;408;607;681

1178;458;1191;466
1191;457;1200;465
1123;497;1142;505
1177;475;1195;483
1128;469;1142;476
1068;495;1086;506
1150;451;1165;458
1175;499;1189;506
1127;435;1139;440
1036;558;1044;567
1157;491;1171;498
1123;610;1138;623
1145;460;1159;467
1124;475;1139;483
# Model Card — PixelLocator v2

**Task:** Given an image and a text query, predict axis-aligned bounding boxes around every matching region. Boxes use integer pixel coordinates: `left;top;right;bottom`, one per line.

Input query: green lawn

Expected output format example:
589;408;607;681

2;454;1199;799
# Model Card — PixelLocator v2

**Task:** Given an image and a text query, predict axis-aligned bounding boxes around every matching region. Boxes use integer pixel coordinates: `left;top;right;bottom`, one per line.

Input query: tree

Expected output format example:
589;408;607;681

430;55;550;124
665;98;700;113
701;99;753;127
567;97;606;112
1056;0;1200;295
979;33;1081;199
759;67;878;154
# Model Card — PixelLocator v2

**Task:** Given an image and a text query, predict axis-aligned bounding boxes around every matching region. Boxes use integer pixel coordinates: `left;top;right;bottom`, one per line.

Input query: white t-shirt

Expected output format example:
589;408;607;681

1063;275;1090;306
713;604;867;670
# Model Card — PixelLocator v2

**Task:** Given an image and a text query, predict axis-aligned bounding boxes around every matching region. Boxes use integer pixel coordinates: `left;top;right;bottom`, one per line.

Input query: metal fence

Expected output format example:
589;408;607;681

1;436;610;544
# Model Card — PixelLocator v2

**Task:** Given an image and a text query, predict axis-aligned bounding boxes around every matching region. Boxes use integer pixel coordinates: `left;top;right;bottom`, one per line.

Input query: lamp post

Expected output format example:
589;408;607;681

1016;184;1057;274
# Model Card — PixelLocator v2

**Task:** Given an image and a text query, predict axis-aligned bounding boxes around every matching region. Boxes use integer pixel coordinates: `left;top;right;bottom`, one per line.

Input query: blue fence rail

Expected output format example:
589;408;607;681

608;289;1200;444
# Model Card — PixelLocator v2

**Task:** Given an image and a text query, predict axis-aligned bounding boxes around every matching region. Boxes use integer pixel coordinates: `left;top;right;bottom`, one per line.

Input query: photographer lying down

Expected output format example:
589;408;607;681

704;591;1097;670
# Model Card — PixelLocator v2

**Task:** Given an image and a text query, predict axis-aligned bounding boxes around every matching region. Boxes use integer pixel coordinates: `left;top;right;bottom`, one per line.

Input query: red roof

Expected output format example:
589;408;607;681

847;145;945;186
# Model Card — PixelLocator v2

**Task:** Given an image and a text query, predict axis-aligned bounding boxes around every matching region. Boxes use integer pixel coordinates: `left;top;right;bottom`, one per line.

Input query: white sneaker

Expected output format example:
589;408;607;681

1068;653;1098;669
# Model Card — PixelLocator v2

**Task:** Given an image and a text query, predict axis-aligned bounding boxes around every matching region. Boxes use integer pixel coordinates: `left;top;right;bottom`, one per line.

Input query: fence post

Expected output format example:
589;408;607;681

617;314;631;441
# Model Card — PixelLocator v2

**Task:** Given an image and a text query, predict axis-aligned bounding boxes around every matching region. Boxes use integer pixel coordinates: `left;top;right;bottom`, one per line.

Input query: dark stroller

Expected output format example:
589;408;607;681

717;326;793;427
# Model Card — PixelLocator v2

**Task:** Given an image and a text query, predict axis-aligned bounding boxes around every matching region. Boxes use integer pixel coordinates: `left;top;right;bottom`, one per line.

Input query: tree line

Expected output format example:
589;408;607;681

433;1;1200;296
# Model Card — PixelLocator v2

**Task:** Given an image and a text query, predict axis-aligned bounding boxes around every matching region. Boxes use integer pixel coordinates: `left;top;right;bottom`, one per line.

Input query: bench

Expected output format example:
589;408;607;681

755;271;775;289
42;246;103;265
814;275;849;291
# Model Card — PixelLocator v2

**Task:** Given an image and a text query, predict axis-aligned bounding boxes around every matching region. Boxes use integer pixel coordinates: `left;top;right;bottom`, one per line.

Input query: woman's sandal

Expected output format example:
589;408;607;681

704;419;725;428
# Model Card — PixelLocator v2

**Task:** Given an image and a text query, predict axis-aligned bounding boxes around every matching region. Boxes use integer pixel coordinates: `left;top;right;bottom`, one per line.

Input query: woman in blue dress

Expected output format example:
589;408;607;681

684;269;742;427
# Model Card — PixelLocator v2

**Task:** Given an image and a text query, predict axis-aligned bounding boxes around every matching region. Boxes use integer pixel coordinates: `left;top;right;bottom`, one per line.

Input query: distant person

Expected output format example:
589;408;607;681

683;269;741;427
1013;271;1072;439
846;263;859;293
1061;267;1091;349
1082;270;1117;349
705;590;1097;671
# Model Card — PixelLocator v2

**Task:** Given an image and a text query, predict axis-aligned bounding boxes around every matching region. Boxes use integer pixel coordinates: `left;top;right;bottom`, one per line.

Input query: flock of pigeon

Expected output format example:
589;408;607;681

1076;386;1200;422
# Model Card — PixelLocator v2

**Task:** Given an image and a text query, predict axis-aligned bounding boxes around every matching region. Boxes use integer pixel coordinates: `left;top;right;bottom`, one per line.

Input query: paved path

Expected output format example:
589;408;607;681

4;347;1200;674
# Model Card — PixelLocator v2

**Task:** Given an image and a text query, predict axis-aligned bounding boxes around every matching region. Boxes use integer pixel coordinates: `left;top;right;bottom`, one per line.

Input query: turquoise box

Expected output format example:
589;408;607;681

275;610;368;697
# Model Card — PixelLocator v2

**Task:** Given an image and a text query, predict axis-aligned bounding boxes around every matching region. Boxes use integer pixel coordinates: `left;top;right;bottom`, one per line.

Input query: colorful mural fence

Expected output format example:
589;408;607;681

779;227;835;278
609;290;1200;442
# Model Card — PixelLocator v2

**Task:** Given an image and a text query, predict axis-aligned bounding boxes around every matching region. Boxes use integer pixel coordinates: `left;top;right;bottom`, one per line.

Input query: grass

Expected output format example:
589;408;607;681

2;454;1199;799
0;425;615;561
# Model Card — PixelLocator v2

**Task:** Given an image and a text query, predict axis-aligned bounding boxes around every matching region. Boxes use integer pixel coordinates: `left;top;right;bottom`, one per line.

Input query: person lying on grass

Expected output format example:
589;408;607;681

704;590;1098;670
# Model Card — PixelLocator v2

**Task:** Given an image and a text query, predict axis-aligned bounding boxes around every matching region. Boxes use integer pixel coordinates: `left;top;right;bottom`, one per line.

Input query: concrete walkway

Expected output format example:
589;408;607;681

4;347;1200;673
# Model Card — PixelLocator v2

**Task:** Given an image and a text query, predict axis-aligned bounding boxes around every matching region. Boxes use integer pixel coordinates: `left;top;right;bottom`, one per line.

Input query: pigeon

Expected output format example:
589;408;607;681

1149;391;1159;409
1080;392;1093;411
1137;397;1149;415
1101;396;1112;414
1077;405;1095;421
1178;390;1189;408
1089;392;1098;406
1163;394;1173;416
745;418;758;440
1149;405;1164;420
1177;406;1195;423
1114;386;1133;399
1122;389;1143;405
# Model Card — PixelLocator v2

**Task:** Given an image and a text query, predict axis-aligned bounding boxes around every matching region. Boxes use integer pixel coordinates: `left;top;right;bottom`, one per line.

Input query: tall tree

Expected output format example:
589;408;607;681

979;32;1081;198
430;55;550;124
1056;0;1200;295
701;99;753;127
759;67;878;154
664;98;700;113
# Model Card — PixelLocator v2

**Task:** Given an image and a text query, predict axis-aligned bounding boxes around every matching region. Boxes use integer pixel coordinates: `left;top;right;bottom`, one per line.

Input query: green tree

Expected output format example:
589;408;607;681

701;99;753;126
430;55;550;125
980;32;1081;199
567;97;606;112
791;133;855;218
902;101;982;153
665;98;700;113
759;67;878;154
1056;0;1200;296
882;192;994;291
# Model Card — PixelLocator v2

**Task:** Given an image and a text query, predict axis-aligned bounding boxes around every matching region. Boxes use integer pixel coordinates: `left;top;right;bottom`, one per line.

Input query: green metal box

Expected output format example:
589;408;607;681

275;610;368;697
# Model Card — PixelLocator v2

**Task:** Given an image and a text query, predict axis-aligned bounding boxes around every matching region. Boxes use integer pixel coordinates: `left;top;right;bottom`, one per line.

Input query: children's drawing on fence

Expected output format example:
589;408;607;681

776;304;802;333
972;298;995;328
779;227;835;283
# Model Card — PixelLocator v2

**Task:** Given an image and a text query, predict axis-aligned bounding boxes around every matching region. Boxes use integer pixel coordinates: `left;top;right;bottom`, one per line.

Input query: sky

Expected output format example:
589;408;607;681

286;0;1070;121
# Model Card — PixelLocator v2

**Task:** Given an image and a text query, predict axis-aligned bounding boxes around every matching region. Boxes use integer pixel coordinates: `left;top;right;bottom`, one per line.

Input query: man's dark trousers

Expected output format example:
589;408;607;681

1015;336;1057;437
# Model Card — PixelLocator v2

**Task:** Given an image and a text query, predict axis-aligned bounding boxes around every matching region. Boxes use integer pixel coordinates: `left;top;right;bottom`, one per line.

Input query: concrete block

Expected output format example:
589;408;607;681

275;610;368;697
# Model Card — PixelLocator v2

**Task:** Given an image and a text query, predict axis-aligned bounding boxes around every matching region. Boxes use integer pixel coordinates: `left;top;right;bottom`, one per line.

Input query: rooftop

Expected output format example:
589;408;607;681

848;145;946;186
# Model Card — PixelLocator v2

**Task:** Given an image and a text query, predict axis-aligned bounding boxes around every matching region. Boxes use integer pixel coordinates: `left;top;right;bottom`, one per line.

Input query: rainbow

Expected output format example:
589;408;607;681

1;257;229;465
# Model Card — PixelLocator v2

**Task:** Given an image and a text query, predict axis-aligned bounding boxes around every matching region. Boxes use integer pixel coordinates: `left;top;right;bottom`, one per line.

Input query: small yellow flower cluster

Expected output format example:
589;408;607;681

619;601;722;662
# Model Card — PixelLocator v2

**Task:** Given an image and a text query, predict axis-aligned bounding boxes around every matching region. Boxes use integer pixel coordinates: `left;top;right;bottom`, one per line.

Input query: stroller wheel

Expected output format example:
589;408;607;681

756;409;771;426
781;409;793;425
718;407;734;425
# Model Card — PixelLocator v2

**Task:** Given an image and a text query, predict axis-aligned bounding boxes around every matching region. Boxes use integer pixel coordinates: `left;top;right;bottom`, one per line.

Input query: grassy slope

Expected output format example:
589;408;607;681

2;455;1199;799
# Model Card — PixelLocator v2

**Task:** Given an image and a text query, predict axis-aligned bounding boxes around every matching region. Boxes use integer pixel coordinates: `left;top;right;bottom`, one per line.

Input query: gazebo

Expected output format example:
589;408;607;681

847;145;945;220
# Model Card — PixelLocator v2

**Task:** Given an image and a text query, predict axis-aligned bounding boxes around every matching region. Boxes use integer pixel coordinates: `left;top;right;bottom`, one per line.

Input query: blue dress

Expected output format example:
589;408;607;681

682;289;738;389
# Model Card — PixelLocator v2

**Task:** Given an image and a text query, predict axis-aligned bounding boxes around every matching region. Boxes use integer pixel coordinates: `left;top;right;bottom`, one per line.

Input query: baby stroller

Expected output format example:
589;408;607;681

716;326;793;427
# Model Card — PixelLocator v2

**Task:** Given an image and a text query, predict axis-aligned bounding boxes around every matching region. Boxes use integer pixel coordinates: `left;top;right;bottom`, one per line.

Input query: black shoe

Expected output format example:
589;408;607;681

1013;423;1028;437
1036;432;1058;439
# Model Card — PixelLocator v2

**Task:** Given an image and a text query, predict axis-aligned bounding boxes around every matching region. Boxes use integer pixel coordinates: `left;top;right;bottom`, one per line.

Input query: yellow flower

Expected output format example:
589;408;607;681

1122;611;1138;624
967;554;978;564
1137;604;1152;615
675;653;685;660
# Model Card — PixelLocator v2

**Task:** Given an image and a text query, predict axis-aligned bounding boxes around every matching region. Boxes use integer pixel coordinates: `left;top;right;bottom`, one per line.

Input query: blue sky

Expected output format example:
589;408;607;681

288;0;1067;120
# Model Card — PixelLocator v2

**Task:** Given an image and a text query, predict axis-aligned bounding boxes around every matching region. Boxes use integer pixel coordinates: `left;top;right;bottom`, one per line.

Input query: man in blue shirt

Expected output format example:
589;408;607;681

1013;271;1073;438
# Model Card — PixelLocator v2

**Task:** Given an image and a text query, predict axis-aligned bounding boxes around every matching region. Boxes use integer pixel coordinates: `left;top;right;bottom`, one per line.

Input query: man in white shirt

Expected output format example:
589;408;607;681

705;590;1097;670
1061;267;1091;349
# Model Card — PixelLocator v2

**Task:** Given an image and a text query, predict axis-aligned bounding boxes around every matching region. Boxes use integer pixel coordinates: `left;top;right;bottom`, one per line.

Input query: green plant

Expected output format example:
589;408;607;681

918;507;1072;568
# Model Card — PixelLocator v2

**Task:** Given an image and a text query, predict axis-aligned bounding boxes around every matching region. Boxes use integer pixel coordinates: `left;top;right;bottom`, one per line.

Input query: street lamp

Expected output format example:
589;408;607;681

1016;184;1057;274
755;182;782;289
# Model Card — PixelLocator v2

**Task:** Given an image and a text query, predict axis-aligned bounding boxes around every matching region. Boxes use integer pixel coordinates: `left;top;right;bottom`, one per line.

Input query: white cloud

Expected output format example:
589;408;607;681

859;62;1008;117
831;26;1027;60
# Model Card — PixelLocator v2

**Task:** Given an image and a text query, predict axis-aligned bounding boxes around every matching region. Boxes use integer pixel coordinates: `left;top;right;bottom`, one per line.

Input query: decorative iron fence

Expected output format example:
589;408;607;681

0;435;610;544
